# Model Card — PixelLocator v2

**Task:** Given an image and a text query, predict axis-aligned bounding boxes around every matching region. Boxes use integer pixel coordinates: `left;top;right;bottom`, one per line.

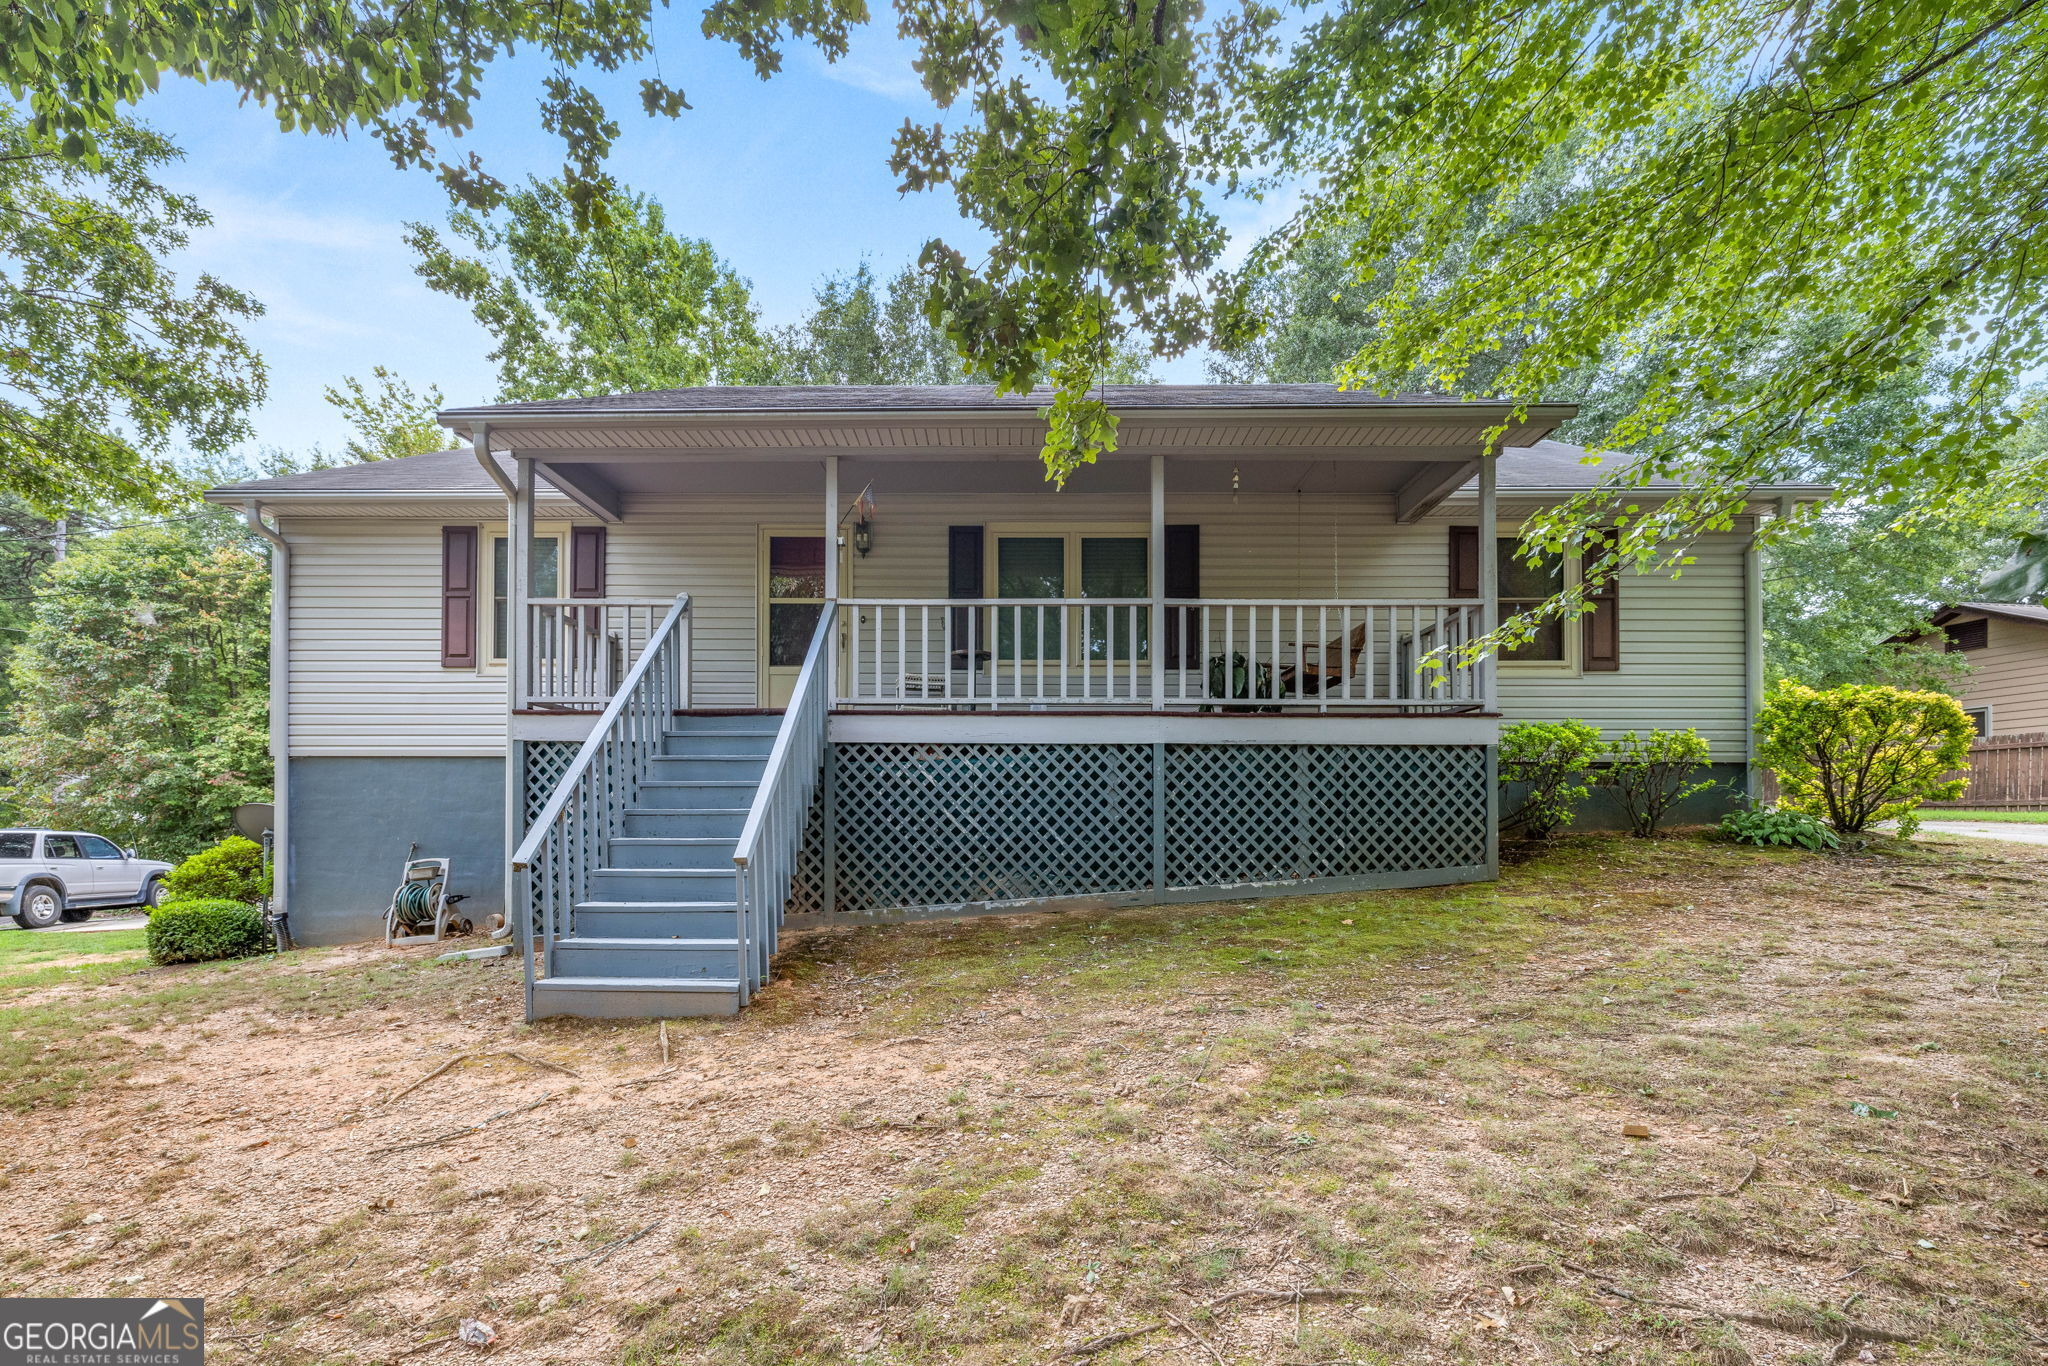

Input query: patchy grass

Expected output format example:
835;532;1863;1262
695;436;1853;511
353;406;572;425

3;834;2047;1366
0;926;149;990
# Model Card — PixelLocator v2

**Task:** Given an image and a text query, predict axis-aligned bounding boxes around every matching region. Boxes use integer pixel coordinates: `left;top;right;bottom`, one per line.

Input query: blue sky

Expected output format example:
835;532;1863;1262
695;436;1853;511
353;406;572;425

141;19;1270;458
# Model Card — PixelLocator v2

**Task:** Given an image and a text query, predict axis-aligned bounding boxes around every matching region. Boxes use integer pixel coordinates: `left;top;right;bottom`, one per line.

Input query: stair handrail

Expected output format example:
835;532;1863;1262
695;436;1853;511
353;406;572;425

732;601;835;1002
511;592;692;1007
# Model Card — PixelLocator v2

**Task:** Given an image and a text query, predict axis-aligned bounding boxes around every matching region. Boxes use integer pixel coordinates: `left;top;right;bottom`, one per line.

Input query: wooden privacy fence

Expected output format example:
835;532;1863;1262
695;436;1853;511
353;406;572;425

1755;732;2048;811
1930;732;2048;810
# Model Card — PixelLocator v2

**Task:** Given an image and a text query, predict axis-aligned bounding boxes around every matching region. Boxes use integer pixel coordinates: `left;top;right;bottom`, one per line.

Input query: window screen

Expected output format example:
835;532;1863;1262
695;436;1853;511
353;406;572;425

1499;538;1566;662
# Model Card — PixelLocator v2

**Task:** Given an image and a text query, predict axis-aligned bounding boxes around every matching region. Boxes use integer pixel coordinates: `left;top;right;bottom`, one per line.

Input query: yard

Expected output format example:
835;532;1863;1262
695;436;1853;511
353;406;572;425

2;833;2045;1366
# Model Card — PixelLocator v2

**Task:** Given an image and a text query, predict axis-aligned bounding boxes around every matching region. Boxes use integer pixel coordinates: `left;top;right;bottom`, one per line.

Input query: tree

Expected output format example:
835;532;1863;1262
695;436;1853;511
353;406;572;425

407;178;776;399
0;107;264;513
0;0;859;221
0;523;271;858
768;261;1154;385
323;368;449;462
894;1;2048;524
770;263;969;385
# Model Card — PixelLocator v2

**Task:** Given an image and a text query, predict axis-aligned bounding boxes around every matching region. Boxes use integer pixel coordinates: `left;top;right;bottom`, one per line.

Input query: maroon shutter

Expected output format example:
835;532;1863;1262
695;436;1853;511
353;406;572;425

1448;526;1479;599
441;526;478;668
1582;525;1621;672
1163;524;1200;667
569;526;607;598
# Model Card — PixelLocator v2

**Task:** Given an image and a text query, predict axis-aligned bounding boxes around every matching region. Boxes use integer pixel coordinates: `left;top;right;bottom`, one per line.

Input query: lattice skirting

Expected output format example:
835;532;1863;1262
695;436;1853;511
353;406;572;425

790;742;1492;917
520;741;582;910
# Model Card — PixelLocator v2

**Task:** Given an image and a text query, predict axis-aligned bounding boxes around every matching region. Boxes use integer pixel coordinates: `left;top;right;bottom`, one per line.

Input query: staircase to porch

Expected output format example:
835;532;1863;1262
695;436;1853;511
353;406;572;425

529;716;775;1019
514;594;832;1022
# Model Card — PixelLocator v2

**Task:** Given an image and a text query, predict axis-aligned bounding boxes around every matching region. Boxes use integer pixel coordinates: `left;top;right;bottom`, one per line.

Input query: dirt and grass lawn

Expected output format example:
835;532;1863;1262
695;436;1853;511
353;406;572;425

3;831;2045;1366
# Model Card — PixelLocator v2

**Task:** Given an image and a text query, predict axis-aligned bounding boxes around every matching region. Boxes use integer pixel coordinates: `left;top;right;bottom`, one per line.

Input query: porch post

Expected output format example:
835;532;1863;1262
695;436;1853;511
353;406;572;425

824;455;840;704
1150;455;1165;711
512;457;534;709
1477;452;1498;708
823;455;840;600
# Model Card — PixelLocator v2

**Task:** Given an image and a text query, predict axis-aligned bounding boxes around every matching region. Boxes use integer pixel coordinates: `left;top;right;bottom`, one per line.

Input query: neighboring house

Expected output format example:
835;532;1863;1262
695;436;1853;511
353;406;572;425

206;384;1827;1019
1917;603;2048;737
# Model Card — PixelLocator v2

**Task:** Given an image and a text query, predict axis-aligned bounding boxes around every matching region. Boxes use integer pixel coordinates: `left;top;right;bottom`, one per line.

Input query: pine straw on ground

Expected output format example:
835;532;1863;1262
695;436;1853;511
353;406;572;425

2;833;2046;1366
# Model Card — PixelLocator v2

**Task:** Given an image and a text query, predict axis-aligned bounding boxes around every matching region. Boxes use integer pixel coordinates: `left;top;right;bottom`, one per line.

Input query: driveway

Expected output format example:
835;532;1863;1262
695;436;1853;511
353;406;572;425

1920;820;2048;846
0;911;149;934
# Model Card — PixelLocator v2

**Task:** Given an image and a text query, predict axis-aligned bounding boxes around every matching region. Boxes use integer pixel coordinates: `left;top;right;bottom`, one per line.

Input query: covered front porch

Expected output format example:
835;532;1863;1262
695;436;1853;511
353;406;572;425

474;397;1547;720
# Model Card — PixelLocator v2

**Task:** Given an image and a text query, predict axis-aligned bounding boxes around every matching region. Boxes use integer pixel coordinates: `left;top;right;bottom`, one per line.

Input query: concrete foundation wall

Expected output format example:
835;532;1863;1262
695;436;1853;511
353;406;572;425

287;756;504;945
1501;762;1749;835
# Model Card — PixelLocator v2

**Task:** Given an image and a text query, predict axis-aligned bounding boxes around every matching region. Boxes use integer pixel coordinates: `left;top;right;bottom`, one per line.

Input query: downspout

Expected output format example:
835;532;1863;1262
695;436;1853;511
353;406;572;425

471;421;514;497
1742;499;1778;803
245;501;291;928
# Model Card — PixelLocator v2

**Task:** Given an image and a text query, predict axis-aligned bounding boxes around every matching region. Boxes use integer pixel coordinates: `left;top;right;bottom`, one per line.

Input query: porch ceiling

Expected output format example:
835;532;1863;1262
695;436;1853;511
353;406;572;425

560;454;1462;498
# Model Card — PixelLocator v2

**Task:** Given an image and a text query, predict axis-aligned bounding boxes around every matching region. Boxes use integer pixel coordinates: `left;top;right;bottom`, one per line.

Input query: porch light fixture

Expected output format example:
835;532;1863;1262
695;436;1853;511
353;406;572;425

852;516;873;557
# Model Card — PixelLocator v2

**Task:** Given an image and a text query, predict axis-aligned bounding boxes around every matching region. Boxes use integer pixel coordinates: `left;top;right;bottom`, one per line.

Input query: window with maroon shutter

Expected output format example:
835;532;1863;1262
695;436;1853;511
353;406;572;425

441;526;479;668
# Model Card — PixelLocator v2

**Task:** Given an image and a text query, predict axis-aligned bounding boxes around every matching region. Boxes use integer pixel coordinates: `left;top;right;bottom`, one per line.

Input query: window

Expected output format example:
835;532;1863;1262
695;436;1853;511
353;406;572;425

990;530;1148;660
43;835;83;859
0;833;31;859
1498;537;1573;665
1963;706;1991;738
766;536;827;668
79;835;123;859
1944;619;1989;652
487;529;564;663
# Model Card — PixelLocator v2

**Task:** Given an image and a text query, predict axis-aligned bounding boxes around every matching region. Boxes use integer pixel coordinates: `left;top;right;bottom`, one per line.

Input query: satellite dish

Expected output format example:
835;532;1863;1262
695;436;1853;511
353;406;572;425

233;803;275;841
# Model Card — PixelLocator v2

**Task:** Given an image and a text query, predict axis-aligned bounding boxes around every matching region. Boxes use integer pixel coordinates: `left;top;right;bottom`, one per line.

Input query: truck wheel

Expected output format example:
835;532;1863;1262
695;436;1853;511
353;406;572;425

15;884;64;929
143;877;169;910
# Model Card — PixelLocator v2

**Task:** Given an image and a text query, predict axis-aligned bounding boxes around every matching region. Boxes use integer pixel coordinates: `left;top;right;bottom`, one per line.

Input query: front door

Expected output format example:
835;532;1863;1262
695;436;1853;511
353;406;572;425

761;533;827;707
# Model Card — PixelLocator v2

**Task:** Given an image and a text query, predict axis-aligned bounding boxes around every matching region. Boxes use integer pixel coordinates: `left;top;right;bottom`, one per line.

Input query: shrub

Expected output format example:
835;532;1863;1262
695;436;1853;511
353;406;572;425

146;898;271;965
1499;720;1602;838
163;835;266;905
1754;682;1973;837
1597;728;1717;837
1718;804;1840;851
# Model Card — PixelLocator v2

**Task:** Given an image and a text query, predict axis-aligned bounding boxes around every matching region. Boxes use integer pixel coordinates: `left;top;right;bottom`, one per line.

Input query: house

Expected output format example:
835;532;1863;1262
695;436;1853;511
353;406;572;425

205;384;1827;1019
1915;603;2048;737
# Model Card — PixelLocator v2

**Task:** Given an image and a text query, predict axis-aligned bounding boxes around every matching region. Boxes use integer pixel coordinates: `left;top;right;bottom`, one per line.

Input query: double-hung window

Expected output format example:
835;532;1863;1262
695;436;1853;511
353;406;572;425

1497;534;1580;669
487;527;565;664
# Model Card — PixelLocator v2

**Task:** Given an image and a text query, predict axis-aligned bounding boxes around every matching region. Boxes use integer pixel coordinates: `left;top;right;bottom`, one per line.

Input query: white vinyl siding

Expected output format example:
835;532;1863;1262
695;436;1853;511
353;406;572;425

279;495;1756;760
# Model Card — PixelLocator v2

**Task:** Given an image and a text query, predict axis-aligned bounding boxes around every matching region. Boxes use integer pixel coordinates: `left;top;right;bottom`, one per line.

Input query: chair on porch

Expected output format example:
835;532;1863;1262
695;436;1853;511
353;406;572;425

1275;620;1373;697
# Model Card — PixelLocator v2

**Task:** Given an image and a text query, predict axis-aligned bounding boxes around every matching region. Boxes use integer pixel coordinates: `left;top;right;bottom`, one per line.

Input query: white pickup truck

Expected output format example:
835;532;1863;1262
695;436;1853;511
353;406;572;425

0;829;176;929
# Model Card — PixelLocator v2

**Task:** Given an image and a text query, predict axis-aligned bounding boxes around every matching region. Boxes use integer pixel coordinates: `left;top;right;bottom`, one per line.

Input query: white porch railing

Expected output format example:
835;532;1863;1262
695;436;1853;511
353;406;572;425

839;599;1491;710
511;594;692;987
523;598;675;709
732;603;834;1000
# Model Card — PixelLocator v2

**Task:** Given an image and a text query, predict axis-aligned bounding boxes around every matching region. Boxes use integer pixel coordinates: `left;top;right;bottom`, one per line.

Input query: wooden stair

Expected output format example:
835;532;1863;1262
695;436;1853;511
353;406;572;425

529;716;778;1019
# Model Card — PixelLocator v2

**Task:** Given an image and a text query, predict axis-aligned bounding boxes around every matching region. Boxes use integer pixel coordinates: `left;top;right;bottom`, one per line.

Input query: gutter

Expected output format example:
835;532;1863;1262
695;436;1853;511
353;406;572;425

244;502;291;915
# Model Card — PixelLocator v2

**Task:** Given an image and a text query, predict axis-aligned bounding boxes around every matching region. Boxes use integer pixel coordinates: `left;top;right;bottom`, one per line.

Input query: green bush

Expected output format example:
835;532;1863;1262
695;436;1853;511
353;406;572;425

1754;682;1973;837
163;835;266;905
146;898;271;965
1597;727;1717;837
1499;719;1602;838
1718;804;1841;851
